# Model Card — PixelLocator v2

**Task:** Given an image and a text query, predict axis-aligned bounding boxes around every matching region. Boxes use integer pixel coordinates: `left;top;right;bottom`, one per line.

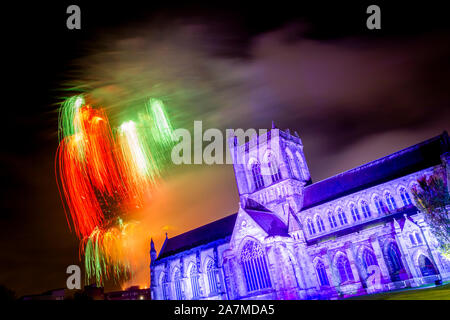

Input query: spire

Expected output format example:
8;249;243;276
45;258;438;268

393;218;400;230
150;238;156;252
271;120;276;129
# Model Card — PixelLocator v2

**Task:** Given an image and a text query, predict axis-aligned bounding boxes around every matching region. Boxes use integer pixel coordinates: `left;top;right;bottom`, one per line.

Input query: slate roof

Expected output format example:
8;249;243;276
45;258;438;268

244;209;289;237
156;213;238;261
302;131;449;210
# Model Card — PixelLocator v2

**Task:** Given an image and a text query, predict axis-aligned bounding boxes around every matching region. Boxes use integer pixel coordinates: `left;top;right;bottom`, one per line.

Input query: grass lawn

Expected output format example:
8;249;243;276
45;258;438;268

348;282;450;300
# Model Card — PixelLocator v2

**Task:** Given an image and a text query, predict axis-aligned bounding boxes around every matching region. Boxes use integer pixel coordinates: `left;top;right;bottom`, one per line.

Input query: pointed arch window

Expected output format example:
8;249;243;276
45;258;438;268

328;211;338;229
190;264;201;298
361;200;371;218
385;192;397;211
241;241;271;292
160;273;169;300
374;196;385;215
316;261;329;286
173;269;183;300
251;162;264;190
336;255;354;283
295;152;308;181
268;154;282;183
409;234;416;246
362;249;377;271
206;260;219;295
350;204;361;222
400;188;412;206
316;216;326;232
286;149;299;179
337;208;348;225
385;242;403;281
415;232;422;244
307;219;316;235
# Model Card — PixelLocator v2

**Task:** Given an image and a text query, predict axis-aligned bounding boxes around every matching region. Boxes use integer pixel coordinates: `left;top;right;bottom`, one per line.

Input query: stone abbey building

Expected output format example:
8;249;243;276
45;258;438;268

150;126;450;300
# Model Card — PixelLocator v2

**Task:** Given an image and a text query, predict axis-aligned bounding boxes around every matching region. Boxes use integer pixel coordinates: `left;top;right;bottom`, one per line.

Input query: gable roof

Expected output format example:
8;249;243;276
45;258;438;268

156;213;238;261
302;131;449;210
245;209;289;237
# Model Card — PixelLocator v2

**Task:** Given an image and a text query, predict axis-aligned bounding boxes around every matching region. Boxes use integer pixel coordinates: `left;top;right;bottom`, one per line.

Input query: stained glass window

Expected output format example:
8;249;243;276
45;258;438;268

350;204;361;222
400;188;412;206
337;209;348;225
385;192;397;211
251;162;265;190
361;201;371;218
190;264;201;298
316;216;326;232
268;154;282;183
241;241;271;292
173;269;183;300
316;261;330;286
206;260;219;295
336;255;354;283
328;212;338;228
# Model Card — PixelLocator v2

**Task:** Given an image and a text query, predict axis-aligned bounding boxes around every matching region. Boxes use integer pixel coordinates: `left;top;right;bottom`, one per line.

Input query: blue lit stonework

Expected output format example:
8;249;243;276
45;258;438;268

150;127;450;300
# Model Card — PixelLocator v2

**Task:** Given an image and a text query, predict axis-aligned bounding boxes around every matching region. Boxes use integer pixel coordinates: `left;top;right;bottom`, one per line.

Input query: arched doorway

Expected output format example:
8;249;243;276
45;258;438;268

418;255;438;277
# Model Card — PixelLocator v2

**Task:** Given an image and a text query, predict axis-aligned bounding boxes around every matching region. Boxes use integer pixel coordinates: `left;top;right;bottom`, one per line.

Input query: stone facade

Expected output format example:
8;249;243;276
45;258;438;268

150;127;450;300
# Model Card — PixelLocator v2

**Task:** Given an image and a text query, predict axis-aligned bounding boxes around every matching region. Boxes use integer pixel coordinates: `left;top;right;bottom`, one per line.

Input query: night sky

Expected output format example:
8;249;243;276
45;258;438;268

1;1;450;297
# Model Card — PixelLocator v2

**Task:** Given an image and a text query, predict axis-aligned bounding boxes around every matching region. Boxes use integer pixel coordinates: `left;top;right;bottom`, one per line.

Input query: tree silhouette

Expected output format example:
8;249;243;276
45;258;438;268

412;168;450;258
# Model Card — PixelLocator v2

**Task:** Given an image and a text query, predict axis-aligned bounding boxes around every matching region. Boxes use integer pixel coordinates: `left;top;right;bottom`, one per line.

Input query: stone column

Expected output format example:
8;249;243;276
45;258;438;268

344;243;362;284
326;250;340;291
371;236;391;285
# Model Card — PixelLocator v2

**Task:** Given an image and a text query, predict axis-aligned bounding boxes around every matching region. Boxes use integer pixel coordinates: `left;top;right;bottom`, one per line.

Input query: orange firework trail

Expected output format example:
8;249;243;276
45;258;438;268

57;133;104;238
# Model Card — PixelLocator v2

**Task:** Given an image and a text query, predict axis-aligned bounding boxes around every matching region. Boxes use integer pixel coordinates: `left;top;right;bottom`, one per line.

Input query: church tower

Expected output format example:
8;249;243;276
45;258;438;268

228;123;311;224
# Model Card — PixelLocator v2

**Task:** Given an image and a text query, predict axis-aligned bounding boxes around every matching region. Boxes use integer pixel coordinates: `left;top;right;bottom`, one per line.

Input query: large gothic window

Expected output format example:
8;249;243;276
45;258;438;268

173;269;183;300
385;192;397;211
400;187;412;206
362;249;378;271
307;219;316;235
251;162;265;190
268;154;282;183
206;260;219;295
316;261;330;286
337;208;348;226
241;241;271;292
328;211;338;229
361;200;371;218
190;264;201;298
336;255;354;284
385;242;404;281
350;204;361;222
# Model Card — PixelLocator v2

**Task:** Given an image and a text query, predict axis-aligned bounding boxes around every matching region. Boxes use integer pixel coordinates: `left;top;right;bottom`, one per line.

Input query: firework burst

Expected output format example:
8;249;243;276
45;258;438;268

56;95;175;285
